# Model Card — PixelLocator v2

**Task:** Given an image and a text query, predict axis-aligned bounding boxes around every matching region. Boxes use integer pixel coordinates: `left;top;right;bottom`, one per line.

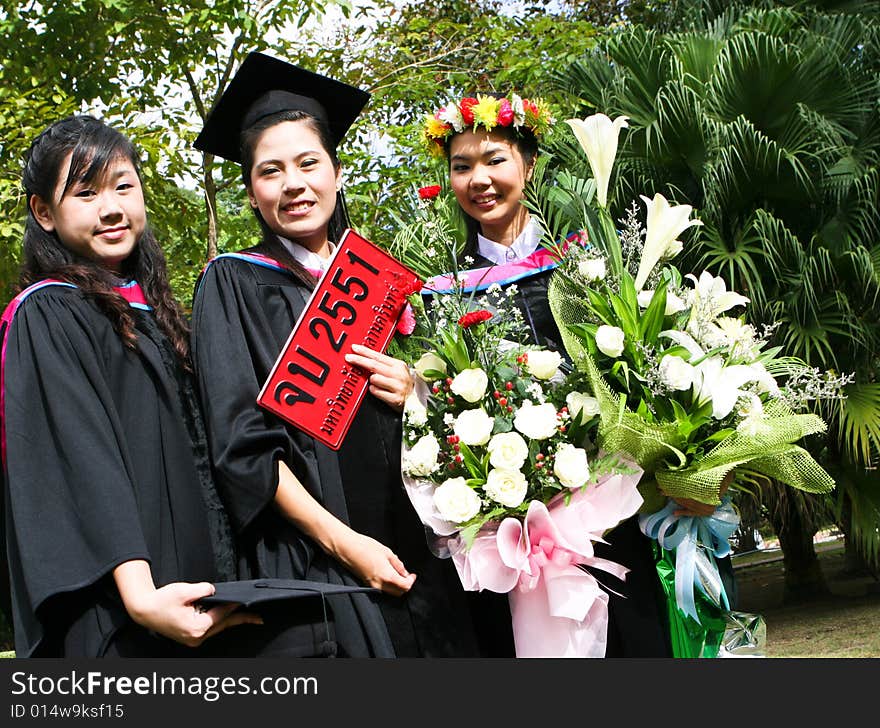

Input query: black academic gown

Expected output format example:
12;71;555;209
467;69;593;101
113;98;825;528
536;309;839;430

438;251;675;657
0;283;225;657
191;253;480;658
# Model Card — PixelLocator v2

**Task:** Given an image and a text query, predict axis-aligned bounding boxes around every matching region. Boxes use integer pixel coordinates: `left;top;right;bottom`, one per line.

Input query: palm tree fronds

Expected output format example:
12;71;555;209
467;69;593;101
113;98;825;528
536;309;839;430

832;382;880;467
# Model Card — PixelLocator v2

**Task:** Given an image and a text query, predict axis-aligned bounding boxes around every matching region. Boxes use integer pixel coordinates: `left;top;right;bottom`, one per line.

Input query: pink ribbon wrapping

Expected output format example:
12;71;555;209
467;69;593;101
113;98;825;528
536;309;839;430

447;468;644;658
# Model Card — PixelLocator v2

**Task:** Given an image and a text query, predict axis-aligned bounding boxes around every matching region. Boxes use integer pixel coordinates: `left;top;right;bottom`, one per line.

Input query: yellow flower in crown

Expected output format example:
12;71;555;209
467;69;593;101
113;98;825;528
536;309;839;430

421;92;555;155
472;95;502;130
425;115;452;140
422;113;454;157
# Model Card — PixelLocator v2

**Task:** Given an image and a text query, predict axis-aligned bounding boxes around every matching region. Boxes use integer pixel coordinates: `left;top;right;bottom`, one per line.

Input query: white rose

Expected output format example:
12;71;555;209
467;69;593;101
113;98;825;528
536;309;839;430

578;257;606;282
450;367;488;403
487;432;529;471
553;443;590;489
514;401;559;440
595;325;625;358
403;435;440;477
453;408;495;446
414;352;447;381
433;477;482;524
403;391;427;426
566;391;600;421
484;468;528;508
659;355;695;391
525;350;562;380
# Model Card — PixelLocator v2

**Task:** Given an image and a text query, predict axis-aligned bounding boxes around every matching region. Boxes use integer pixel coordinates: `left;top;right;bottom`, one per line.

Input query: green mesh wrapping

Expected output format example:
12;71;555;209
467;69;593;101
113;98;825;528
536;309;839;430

548;272;836;504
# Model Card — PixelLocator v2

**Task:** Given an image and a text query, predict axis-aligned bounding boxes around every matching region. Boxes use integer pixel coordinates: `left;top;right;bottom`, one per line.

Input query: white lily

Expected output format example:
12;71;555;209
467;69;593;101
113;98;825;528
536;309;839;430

658;329;705;359
634;194;703;291
686;271;750;320
638;289;687;316
736;393;769;436
692;356;760;420
565;113;629;208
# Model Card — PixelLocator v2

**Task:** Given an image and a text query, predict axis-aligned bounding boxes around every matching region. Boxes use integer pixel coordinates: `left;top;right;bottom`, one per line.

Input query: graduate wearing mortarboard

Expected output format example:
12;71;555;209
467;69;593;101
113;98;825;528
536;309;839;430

191;52;480;657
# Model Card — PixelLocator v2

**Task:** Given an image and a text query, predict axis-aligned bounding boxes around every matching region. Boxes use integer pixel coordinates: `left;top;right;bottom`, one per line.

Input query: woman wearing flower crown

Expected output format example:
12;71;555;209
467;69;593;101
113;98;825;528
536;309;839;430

189;53;480;657
420;92;672;657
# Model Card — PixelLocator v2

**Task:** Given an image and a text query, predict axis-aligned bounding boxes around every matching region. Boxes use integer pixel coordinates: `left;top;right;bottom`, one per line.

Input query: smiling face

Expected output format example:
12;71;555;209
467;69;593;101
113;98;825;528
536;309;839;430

29;152;146;273
246;119;341;254
448;128;535;245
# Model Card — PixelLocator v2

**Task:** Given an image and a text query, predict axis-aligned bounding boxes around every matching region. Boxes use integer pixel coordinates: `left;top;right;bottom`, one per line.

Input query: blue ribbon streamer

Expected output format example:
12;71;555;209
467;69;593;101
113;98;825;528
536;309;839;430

639;497;740;623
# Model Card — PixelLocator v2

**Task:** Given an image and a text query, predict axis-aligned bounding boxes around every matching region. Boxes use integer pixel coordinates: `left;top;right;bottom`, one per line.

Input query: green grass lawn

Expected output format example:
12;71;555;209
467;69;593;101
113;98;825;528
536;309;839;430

734;540;880;657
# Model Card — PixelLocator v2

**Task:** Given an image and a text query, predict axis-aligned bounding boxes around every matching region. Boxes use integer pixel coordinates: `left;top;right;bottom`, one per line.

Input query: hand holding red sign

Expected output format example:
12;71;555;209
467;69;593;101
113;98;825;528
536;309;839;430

344;344;415;413
257;229;422;450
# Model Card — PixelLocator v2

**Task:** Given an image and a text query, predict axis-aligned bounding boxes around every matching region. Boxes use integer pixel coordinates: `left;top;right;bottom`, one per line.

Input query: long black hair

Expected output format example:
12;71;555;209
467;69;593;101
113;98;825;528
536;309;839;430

21;114;192;367
239;109;351;290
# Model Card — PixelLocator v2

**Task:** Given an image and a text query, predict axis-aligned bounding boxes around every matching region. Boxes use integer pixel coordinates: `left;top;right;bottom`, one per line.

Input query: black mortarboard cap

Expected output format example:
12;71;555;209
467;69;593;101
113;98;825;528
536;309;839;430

197;578;379;608
197;579;379;657
194;51;371;163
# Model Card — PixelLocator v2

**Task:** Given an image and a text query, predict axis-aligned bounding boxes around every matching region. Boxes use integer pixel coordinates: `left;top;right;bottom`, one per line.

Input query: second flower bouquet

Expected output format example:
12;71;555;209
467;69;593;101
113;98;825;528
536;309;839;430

400;279;644;657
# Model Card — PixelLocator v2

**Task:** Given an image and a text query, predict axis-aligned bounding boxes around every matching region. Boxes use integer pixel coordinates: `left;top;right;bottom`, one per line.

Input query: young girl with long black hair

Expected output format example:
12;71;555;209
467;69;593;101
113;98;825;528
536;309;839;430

1;115;257;657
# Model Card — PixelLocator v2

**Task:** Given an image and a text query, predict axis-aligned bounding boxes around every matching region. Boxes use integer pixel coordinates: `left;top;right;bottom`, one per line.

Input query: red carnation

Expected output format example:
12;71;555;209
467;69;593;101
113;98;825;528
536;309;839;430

459;97;479;125
497;99;515;126
418;185;442;200
401;278;424;296
523;99;538;116
458;309;493;328
396;303;417;336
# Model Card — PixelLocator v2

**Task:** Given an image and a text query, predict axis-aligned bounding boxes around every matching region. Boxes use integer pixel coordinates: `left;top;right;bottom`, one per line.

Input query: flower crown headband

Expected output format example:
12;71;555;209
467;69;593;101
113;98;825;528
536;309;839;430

422;93;555;157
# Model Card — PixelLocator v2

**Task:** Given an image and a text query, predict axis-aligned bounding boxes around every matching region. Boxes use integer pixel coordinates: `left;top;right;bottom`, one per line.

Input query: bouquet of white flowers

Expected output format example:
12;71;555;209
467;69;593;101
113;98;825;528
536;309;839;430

528;113;846;656
400;279;644;657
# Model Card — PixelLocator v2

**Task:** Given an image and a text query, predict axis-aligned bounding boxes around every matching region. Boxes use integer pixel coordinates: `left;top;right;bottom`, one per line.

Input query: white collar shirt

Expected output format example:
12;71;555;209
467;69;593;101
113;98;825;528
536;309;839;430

476;220;540;265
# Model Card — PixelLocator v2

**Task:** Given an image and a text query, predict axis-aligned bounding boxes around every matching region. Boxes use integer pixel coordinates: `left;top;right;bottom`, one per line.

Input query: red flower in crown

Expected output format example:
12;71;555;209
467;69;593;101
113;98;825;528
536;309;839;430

523;99;538;116
497;98;515;126
458;309;493;328
459;97;479;125
418;185;442;200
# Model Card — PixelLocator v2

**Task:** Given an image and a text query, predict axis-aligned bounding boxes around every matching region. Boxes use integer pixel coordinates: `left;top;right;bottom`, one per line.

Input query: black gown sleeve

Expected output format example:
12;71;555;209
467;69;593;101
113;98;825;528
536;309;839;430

2;288;151;655
191;259;400;657
190;259;301;533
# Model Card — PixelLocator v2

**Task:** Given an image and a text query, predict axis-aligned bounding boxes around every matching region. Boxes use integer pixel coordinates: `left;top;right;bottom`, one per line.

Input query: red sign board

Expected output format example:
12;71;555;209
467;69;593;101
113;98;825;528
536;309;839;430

257;229;422;450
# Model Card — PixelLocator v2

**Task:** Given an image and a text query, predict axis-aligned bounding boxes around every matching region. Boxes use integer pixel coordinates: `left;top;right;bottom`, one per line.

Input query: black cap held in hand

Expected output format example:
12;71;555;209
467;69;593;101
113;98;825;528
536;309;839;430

194;51;371;163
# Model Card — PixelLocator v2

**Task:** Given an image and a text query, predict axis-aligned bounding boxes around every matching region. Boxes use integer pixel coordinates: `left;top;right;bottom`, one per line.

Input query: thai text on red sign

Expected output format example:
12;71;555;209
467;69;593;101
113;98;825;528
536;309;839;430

257;229;422;450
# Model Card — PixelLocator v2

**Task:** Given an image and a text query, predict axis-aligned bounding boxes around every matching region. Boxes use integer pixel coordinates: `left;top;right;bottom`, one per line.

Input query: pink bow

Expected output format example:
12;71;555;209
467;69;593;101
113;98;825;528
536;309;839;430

450;467;644;657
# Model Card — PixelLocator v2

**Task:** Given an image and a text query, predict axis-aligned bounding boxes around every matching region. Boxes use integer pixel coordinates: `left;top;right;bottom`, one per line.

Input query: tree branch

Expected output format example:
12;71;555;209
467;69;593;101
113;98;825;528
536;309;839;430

367;44;482;93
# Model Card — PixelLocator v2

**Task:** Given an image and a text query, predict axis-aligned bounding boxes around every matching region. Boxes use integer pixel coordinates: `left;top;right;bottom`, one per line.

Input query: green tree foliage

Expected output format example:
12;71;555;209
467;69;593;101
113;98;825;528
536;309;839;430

300;0;606;247
552;0;880;581
0;1;615;307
